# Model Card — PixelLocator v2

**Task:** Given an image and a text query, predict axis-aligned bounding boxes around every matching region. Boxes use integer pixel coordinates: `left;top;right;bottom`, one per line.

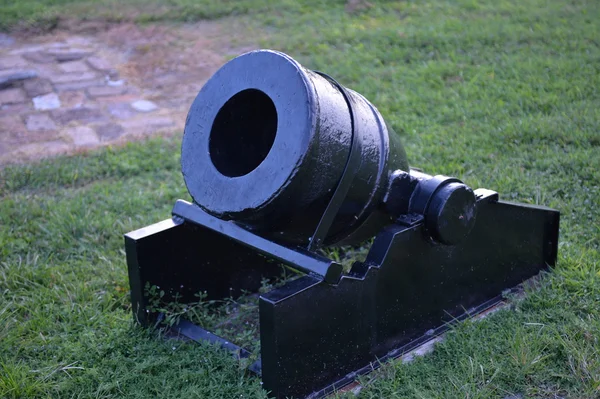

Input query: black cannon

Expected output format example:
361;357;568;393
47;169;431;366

125;50;560;398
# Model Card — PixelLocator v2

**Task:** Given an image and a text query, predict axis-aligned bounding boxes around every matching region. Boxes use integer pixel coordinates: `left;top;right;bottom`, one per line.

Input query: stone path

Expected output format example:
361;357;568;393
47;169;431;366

0;23;251;165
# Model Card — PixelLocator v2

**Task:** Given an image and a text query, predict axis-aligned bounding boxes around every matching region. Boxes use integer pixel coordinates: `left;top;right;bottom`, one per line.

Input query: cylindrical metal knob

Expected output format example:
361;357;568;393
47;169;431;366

426;182;477;245
181;50;409;245
407;173;477;245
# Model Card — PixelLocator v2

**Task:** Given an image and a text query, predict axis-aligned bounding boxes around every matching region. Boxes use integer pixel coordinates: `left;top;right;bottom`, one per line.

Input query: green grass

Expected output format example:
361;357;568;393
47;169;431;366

0;0;305;32
1;0;600;397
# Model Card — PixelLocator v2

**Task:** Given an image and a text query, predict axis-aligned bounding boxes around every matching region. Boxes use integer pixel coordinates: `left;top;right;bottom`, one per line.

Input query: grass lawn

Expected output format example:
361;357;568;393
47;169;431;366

1;0;600;397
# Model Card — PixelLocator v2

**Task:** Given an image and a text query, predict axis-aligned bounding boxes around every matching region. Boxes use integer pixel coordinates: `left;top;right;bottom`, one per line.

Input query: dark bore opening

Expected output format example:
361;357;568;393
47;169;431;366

209;89;278;177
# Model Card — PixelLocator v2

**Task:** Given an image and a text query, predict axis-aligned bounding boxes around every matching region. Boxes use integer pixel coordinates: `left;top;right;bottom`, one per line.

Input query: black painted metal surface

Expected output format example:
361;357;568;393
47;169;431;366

125;194;559;398
181;50;409;247
124;49;561;399
124;216;284;326
259;191;558;398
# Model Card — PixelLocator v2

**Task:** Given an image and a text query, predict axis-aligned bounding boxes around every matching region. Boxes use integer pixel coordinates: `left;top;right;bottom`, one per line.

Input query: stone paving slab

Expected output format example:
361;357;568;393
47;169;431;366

0;22;254;165
0;31;191;165
0;69;38;88
0;55;28;69
0;87;26;104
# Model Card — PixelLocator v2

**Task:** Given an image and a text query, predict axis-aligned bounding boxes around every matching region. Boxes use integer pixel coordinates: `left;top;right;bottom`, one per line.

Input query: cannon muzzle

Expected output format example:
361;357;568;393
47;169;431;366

181;50;410;246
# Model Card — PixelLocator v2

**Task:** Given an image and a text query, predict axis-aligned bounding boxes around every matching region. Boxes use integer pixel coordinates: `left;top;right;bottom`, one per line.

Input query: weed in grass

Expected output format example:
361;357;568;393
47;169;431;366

0;362;51;399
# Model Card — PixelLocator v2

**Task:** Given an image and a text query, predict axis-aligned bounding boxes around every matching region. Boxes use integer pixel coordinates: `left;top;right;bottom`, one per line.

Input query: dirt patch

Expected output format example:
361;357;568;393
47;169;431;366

102;22;238;109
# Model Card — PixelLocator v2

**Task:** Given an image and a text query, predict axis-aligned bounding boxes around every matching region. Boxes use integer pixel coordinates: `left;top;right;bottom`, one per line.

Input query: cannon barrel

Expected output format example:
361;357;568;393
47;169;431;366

181;50;411;246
